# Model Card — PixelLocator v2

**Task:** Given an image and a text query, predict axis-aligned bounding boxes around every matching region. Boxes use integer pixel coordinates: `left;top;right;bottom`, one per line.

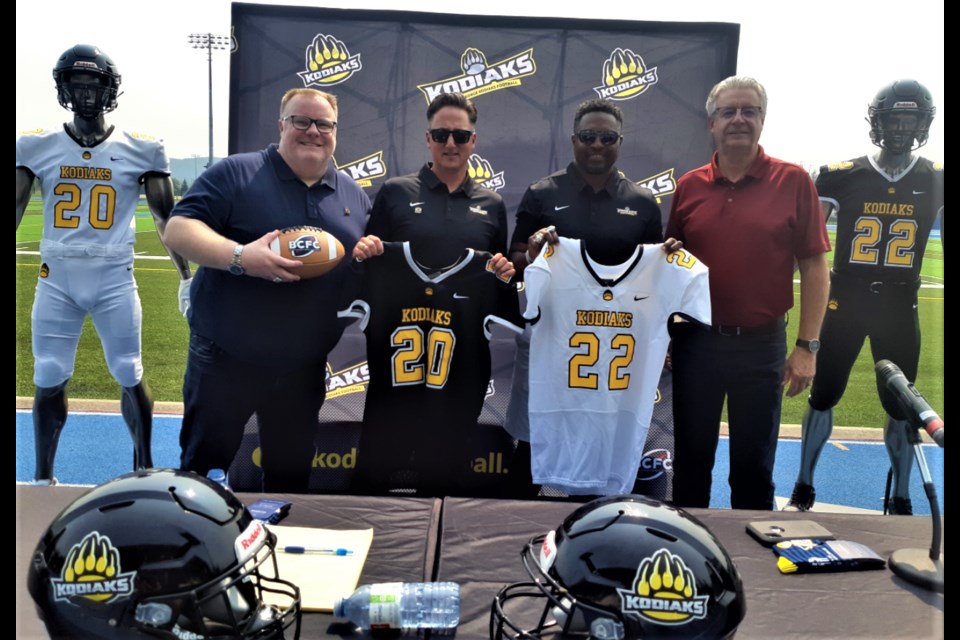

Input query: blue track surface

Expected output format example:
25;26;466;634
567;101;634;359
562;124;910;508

15;410;944;514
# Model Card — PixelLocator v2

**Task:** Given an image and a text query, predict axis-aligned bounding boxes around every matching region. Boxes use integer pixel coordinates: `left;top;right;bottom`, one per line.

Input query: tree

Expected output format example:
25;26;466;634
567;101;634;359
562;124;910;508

178;179;190;197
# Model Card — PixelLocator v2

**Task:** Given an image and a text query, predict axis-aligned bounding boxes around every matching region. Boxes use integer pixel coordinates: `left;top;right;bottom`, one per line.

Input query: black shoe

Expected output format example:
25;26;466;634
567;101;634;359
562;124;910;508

782;482;815;512
888;497;913;515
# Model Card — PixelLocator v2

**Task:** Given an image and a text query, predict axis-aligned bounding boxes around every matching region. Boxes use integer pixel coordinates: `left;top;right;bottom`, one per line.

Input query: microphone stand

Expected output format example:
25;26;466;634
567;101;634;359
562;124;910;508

887;423;944;593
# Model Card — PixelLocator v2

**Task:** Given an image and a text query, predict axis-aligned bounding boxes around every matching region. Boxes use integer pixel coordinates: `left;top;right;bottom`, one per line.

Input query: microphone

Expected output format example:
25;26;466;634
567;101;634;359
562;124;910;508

876;360;943;447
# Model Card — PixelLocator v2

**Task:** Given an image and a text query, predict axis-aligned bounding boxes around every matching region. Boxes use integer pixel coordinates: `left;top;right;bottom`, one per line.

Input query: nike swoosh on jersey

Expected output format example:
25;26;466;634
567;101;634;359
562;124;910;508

110;156;124;161
554;205;570;211
634;295;649;301
453;293;469;299
913;190;926;195
410;201;425;207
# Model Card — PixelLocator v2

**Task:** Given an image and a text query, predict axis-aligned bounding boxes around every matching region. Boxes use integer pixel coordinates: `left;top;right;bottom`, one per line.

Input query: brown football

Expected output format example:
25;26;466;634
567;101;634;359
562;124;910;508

270;226;345;279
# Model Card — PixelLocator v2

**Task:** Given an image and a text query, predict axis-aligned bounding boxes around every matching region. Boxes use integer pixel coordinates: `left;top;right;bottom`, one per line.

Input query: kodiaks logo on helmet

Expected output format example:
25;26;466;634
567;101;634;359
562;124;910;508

468;153;505;192
288;233;323;258
417;47;536;103
594;48;659;101
336;151;387;188
298;33;362;87
51;532;136;604
637;168;677;204
617;548;709;625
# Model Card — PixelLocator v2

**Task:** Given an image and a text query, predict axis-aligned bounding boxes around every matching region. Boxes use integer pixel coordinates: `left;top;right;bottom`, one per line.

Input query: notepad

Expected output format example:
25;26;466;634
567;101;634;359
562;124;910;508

265;524;374;611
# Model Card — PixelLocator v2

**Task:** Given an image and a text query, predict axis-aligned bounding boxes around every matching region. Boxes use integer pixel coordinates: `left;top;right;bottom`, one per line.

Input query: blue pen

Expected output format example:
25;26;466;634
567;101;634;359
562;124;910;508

282;546;353;555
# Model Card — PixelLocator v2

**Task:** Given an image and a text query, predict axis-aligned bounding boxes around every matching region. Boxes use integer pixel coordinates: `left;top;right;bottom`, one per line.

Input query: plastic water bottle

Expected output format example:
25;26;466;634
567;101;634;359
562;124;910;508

333;582;460;633
206;468;232;492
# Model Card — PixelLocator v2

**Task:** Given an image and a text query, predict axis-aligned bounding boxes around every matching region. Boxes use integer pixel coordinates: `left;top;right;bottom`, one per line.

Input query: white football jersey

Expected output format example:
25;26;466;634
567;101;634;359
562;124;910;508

16;127;169;249
525;237;711;495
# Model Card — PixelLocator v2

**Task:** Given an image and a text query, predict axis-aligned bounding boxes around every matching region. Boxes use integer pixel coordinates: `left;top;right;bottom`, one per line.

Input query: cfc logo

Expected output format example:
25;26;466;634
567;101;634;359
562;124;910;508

637;168;677;204
417;47;536;103
617;549;709;626
594;48;659;101
288;235;323;258
636;448;673;481
297;33;362;87
467;154;505;192
51;532;136;604
336;151;387;188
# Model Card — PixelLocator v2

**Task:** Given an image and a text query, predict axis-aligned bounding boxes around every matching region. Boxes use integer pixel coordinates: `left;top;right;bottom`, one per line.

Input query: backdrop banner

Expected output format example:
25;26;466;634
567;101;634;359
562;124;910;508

227;4;738;497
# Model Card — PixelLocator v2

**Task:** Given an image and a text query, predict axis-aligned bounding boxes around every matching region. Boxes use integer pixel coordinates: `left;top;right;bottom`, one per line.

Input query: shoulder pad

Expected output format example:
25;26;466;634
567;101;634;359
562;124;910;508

821;160;854;173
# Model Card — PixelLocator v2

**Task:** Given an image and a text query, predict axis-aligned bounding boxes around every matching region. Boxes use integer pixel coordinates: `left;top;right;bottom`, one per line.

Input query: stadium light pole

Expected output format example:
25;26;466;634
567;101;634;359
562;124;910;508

188;33;230;169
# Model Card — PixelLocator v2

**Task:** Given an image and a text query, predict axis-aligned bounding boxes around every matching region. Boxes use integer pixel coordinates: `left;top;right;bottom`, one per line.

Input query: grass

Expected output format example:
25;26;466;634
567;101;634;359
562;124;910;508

16;201;944;428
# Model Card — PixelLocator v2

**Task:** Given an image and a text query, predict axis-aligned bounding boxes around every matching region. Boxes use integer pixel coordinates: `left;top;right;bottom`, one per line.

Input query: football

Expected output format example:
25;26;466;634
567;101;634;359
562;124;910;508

270;226;345;279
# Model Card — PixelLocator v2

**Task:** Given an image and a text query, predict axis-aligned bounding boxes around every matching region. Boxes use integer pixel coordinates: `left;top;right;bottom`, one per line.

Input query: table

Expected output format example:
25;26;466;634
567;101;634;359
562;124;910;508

437;497;944;639
17;485;440;639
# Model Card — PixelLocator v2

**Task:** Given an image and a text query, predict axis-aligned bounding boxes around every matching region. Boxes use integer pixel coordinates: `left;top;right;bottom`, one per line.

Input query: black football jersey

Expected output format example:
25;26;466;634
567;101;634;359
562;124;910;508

817;155;943;282
339;242;523;462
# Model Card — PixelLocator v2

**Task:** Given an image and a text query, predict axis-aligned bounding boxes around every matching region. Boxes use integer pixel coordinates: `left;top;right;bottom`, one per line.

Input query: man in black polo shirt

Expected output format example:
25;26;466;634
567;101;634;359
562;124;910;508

355;92;510;270
504;98;674;497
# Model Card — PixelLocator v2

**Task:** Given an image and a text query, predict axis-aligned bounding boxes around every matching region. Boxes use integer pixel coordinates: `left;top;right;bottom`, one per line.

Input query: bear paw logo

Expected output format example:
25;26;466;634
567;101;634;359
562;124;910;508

460;48;488;75
617;548;708;625
594;48;659;101
299;34;362;87
51;531;135;603
468;154;505;192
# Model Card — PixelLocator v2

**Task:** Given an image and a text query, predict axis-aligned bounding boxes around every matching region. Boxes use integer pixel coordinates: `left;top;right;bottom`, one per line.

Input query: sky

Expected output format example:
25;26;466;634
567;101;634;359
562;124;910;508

16;0;944;167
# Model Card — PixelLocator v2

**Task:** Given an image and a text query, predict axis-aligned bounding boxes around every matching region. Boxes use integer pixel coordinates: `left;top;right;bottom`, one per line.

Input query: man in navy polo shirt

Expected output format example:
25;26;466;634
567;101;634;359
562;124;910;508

164;88;370;492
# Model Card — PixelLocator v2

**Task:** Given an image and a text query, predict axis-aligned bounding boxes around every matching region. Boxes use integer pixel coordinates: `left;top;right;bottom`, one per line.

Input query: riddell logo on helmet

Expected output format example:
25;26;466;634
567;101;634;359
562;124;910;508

235;521;265;563
289;235;322;258
617;548;708;625
51;532;135;603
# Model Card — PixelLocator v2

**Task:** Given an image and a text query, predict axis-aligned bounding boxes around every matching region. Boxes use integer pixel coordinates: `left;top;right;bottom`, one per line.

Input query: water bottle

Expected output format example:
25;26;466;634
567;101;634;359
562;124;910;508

333;582;460;633
206;468;232;492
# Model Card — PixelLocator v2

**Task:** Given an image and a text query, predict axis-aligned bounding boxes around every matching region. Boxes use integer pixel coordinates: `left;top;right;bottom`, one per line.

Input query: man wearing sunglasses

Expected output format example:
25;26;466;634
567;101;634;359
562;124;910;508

353;92;511;276
503;99;671;498
665;76;830;510
163;88;370;493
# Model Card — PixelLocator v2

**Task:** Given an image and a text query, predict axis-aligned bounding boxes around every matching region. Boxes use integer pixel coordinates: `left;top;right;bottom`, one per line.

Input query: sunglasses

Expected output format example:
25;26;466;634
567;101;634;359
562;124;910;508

575;129;622;145
428;128;474;144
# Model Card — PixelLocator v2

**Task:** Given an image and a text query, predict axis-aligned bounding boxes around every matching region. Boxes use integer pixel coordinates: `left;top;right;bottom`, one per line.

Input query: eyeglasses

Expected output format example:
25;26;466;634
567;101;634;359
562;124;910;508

712;106;763;121
282;115;337;133
575;130;622;146
428;128;474;144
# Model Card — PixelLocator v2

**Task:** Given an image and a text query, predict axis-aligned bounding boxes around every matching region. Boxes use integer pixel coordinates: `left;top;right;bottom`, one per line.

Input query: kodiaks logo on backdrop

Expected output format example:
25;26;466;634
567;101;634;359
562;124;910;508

617;549;709;625
51;532;136;604
467;153;505;192
325;360;369;399
298;34;362;87
594;48;659;101
336;151;387;188
417;47;536;103
637;168;677;204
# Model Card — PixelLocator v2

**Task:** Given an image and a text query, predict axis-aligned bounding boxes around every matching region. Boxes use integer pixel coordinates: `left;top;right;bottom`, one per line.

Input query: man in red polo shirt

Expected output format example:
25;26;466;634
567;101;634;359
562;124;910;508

665;76;830;510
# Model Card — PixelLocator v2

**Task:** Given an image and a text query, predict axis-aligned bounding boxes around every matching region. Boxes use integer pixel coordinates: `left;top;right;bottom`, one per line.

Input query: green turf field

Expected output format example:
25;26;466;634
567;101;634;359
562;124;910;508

16;200;944;428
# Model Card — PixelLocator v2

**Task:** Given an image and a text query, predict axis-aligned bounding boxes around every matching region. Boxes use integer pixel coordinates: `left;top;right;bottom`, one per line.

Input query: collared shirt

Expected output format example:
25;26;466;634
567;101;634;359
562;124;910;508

666;146;830;326
365;163;507;269
511;163;663;266
171;144;370;368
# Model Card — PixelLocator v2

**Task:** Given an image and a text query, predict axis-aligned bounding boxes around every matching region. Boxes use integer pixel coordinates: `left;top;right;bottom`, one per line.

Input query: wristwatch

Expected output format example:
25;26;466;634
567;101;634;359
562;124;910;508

228;244;245;276
796;338;821;354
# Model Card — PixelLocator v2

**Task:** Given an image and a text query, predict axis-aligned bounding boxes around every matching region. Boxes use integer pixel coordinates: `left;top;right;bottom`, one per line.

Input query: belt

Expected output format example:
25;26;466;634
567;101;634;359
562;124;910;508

831;270;920;294
710;316;785;336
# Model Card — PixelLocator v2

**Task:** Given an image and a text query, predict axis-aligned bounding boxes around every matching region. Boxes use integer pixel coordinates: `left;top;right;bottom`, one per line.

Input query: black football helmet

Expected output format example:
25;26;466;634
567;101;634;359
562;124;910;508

867;79;936;153
27;469;301;639
491;495;745;639
53;44;122;119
